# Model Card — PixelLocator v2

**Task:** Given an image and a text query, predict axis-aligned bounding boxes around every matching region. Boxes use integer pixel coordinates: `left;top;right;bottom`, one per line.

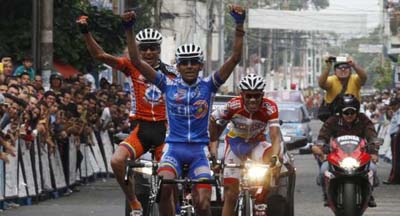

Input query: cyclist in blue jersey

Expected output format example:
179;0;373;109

122;4;245;216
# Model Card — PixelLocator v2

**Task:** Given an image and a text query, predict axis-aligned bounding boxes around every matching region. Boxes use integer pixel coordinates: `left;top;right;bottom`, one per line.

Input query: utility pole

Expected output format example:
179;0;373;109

289;32;295;87
283;31;288;90
218;0;224;66
266;29;273;75
40;0;53;90
257;0;262;76
32;0;40;71
154;0;161;30
206;0;215;75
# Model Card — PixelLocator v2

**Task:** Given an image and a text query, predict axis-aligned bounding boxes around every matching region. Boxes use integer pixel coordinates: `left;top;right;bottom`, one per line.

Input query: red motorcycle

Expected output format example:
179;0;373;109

321;135;380;216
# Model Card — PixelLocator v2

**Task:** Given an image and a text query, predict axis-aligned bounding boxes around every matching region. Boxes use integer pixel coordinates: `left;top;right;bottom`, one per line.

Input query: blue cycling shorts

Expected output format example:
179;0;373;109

158;143;211;180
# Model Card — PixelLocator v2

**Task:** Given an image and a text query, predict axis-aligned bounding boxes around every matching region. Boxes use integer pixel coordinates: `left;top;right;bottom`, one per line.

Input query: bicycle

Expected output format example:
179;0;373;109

223;157;280;216
124;146;160;216
159;164;218;216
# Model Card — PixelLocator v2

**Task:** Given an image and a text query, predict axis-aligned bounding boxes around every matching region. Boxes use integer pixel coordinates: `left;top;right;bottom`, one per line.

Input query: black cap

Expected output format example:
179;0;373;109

389;98;400;106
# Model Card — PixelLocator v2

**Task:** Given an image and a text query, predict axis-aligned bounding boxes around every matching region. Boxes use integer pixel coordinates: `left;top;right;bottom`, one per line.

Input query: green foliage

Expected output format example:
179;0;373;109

0;0;32;61
311;0;329;10
374;60;393;90
0;0;154;72
53;0;126;72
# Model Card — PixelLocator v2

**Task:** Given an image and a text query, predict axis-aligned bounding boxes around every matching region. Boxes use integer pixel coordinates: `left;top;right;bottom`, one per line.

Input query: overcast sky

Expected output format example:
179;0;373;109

323;0;381;28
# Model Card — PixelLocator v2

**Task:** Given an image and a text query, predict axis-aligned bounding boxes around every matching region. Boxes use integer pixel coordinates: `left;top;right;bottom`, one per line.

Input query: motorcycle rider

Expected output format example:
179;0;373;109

209;73;281;216
312;94;379;207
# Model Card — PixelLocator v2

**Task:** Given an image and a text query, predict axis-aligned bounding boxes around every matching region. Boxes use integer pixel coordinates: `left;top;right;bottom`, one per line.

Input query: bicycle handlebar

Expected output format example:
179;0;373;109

224;163;270;169
161;178;217;185
125;160;153;168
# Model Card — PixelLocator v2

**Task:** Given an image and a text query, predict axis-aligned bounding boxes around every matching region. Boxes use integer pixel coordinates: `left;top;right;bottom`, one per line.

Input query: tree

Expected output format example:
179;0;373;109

0;0;154;72
374;60;393;90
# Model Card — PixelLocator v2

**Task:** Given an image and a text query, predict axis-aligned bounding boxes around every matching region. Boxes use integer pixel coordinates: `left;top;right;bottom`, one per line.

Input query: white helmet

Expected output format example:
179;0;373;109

136;28;163;44
238;74;266;91
175;44;204;64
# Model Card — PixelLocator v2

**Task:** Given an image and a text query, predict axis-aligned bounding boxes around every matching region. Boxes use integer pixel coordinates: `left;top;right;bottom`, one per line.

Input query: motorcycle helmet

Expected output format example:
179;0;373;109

50;72;63;81
238;74;266;91
339;94;360;113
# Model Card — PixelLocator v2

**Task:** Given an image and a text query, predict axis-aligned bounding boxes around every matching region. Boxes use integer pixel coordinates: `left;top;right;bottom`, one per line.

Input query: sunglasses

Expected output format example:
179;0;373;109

139;45;159;52
342;110;357;116
336;65;350;70
177;59;202;66
243;93;263;100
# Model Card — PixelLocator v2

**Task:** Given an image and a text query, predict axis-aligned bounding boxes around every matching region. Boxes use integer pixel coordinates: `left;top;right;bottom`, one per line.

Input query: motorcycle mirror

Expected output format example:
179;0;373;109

314;139;327;146
369;137;383;146
286;136;308;151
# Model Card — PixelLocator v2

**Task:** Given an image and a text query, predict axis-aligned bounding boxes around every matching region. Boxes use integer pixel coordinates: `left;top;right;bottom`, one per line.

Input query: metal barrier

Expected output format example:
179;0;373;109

0;129;117;210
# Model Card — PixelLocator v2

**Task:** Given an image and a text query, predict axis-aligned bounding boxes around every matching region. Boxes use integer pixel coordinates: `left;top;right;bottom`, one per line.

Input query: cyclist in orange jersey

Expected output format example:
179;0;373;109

77;16;177;215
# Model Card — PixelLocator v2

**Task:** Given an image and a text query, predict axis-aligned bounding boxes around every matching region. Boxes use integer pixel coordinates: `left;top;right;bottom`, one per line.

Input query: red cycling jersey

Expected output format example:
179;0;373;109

212;96;280;142
114;57;177;122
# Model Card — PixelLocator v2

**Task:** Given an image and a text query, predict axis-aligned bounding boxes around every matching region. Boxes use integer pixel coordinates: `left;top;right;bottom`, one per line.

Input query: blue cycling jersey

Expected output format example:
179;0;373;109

154;72;224;144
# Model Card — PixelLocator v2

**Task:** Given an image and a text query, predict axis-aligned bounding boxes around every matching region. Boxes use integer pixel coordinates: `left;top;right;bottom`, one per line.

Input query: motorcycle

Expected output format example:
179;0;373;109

321;135;381;216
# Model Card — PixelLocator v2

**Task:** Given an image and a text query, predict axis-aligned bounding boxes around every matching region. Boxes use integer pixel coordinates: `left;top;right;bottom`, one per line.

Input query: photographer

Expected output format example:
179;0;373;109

317;55;367;121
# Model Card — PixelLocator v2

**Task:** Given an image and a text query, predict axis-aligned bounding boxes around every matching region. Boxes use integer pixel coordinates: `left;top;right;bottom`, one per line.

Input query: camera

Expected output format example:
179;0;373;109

327;56;347;63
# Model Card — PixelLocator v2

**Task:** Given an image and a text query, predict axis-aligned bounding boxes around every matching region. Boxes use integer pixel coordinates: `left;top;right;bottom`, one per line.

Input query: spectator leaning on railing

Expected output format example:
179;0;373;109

0;50;137;211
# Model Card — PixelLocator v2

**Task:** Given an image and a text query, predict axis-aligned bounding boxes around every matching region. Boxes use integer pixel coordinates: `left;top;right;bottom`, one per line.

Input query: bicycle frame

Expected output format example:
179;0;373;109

161;177;217;216
125;147;160;216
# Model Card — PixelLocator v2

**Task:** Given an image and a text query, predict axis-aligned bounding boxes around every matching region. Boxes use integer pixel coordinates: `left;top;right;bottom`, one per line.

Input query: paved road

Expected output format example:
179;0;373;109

3;120;400;216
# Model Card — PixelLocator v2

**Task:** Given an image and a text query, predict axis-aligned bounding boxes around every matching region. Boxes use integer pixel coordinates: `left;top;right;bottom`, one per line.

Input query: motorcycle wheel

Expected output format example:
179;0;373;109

147;202;159;216
125;198;130;216
341;182;358;216
286;170;296;216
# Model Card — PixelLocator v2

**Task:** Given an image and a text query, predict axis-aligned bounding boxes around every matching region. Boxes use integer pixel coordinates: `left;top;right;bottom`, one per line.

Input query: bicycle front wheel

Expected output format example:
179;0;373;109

237;190;253;216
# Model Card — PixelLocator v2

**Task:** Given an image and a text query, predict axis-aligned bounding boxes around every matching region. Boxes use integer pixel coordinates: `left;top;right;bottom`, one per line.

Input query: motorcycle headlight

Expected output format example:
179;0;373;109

248;166;269;182
339;157;360;172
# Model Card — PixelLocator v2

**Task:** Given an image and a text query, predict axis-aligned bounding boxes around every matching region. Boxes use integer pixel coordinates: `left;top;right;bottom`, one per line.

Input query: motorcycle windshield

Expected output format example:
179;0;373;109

338;143;358;154
335;135;361;154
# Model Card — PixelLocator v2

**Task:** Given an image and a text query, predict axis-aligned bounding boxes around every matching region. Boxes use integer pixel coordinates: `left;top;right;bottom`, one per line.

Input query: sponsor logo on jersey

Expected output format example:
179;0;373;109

263;102;277;115
228;99;241;109
144;85;162;104
174;88;187;103
193;100;208;119
169;100;209;119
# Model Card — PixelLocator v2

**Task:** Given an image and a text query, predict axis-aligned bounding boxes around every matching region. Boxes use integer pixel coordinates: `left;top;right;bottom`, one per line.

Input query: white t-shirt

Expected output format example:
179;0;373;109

100;107;112;130
84;73;96;92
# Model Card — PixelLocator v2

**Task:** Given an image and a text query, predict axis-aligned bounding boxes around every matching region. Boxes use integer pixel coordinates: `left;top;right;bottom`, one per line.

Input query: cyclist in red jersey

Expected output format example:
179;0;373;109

209;74;282;216
77;17;177;215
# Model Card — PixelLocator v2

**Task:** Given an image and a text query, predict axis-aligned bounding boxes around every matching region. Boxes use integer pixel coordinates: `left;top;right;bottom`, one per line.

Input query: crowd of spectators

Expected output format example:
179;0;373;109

0;55;132;210
360;89;400;163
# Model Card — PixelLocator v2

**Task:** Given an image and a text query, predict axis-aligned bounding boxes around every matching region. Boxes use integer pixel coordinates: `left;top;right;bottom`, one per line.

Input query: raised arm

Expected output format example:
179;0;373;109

122;11;158;82
217;5;245;82
318;57;333;90
76;16;121;68
348;57;367;85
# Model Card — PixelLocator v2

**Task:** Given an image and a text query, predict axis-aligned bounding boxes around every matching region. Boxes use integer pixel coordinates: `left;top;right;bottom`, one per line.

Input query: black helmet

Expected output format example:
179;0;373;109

50;72;63;80
339;94;360;113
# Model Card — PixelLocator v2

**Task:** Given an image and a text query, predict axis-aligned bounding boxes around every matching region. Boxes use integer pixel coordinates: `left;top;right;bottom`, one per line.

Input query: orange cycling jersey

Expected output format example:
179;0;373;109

114;57;177;122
